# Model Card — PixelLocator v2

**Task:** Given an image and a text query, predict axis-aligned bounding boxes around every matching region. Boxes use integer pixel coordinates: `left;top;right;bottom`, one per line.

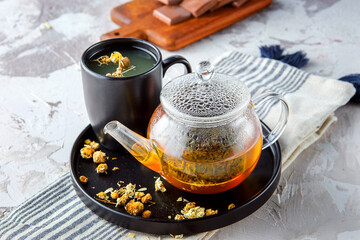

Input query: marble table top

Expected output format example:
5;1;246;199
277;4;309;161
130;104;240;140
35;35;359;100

1;0;359;239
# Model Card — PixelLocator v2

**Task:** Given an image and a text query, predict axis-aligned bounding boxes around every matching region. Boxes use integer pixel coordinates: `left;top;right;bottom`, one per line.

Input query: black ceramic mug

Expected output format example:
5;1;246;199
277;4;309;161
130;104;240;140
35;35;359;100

81;38;192;151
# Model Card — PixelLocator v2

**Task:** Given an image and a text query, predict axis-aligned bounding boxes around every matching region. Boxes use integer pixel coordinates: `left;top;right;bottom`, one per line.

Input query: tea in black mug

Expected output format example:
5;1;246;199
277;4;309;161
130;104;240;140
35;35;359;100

81;38;191;151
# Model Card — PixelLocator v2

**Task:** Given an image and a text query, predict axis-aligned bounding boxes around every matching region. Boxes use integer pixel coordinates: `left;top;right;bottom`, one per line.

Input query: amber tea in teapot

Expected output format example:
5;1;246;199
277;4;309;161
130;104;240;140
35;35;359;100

104;61;289;194
145;106;264;194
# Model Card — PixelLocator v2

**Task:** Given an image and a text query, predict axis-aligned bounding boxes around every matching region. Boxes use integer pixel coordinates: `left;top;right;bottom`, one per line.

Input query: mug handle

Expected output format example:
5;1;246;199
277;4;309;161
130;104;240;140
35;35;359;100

162;55;192;76
252;93;289;150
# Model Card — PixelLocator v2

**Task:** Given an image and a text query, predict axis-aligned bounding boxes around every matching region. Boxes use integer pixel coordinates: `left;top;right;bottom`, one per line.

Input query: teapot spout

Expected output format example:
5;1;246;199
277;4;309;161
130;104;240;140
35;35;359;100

104;121;161;173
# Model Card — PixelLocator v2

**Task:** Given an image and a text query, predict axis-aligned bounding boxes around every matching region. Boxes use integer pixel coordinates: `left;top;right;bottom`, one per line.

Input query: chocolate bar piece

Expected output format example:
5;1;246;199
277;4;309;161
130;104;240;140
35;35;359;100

180;0;217;18
211;0;234;11
153;5;192;26
232;0;249;8
158;0;183;5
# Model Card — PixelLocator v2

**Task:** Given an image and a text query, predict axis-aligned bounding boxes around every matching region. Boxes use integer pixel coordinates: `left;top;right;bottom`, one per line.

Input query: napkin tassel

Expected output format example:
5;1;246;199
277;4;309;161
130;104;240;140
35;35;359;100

338;74;360;103
259;45;309;69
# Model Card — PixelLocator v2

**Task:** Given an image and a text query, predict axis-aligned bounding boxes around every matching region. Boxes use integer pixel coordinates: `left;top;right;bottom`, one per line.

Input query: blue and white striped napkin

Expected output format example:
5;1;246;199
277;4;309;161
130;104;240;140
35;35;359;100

214;51;355;170
0;173;213;240
0;51;355;239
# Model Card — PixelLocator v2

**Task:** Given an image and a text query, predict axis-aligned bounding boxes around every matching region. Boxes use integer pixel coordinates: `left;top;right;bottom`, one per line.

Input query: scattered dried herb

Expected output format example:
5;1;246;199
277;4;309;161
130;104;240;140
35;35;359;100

79;176;88;184
228;203;235;210
91;51;136;77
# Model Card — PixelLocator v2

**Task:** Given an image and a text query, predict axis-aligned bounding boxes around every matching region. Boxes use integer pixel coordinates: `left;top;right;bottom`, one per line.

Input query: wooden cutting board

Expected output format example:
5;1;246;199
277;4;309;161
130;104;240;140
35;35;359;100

101;0;272;51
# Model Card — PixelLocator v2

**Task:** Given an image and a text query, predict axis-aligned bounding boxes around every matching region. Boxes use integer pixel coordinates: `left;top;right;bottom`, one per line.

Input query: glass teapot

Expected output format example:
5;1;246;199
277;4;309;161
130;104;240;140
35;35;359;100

104;61;289;194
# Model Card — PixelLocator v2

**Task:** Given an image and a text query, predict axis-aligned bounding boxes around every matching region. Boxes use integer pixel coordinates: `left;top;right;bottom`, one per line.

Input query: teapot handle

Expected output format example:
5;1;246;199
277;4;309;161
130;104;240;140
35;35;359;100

162;55;192;76
252;93;289;150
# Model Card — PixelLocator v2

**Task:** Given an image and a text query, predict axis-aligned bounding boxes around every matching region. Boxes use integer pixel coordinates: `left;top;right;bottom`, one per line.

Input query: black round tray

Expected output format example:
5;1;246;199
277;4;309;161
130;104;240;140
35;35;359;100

70;123;281;235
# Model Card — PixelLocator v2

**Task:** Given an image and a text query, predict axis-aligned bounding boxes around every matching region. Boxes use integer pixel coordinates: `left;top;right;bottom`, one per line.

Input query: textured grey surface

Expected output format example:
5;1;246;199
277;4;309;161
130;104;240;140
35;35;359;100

0;0;359;239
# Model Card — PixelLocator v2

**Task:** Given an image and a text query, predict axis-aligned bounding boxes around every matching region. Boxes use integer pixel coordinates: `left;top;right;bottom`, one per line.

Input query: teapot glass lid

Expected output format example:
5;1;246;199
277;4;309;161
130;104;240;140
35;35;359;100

160;61;250;124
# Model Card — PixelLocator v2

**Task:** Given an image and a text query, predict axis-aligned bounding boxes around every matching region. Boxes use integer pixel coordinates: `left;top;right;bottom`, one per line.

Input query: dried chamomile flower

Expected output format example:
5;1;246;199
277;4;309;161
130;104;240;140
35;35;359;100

92;51;135;78
135;192;145;200
79;176;88;184
205;209;218;216
106;52;134;77
85;139;100;150
111;191;119;199
141;193;152;204
116;194;129;207
96;192;109;200
181;202;205;219
183;202;196;212
93;150;106;163
96;163;108;174
120;57;130;69
80;146;94;159
182;206;205;219
125;200;144;216
155;177;166;192
174;214;184;220
228;203;235;210
125;183;136;198
110;51;122;63
111;52;130;69
90;142;100;150
142;210;151;218
112;167;119;171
